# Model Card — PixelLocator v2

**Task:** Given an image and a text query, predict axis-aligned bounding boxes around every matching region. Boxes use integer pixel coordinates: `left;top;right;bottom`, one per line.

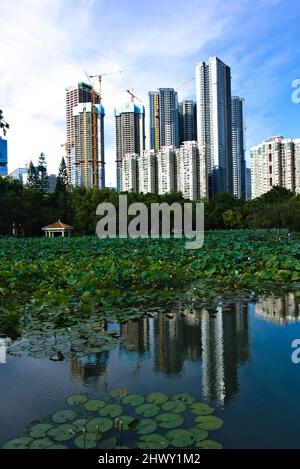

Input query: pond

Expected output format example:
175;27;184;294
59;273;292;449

1;289;300;449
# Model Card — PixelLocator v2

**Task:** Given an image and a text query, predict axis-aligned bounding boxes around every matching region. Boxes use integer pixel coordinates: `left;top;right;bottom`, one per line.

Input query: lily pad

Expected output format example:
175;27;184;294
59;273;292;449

52;410;77;424
146;392;168;405
66;394;88;406
190;427;208;441
135;403;160;418
29;423;53;438
195;416;224;431
162;400;186;413
73;418;88;430
172;392;195;405
29;437;53;449
115;415;134;430
196;439;223;449
99;404;123;418
108;388;128;399
122;394;145;406
190;403;214;416
3;436;33;449
156;413;184;429
74;432;100;449
84;400;106;411
48;424;77;441
138;433;169;449
166;429;196;448
86;417;113;433
135;419;157;435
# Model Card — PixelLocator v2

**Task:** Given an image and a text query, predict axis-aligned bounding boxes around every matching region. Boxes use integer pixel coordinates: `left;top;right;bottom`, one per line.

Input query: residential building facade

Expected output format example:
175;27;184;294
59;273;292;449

178;100;197;145
149;88;179;151
157;146;177;194
176;141;199;200
138;150;157;194
231;96;246;199
65;82;105;189
196;56;233;198
115;102;145;191
251;136;300;198
121;153;139;192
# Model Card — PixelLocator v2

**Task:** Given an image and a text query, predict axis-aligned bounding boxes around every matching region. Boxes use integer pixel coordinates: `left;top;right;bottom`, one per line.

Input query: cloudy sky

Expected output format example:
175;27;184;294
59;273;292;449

1;0;300;186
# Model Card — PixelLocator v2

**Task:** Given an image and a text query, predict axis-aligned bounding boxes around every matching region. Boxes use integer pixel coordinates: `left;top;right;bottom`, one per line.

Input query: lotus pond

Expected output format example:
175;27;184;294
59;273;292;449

0;231;300;449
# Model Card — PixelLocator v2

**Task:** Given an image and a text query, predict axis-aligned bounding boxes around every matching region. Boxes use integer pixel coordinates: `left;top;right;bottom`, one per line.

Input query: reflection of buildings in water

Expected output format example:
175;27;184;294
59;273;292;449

120;318;150;354
201;300;250;404
153;309;202;375
255;292;300;324
71;351;108;382
70;319;109;382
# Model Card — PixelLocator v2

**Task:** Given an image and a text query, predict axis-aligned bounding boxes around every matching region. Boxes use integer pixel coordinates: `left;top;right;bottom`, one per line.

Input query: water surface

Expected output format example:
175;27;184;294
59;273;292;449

1;290;300;448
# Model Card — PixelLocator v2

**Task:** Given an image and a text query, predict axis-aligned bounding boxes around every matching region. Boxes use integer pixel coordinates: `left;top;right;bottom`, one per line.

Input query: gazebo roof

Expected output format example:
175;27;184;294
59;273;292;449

42;220;73;230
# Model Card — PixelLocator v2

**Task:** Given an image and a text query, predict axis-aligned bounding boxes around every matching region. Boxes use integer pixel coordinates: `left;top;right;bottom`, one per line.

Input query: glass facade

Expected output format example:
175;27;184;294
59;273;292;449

0;138;8;177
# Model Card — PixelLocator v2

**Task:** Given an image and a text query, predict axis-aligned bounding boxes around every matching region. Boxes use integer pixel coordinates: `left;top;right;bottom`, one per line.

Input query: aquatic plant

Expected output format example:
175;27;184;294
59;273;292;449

2;389;224;450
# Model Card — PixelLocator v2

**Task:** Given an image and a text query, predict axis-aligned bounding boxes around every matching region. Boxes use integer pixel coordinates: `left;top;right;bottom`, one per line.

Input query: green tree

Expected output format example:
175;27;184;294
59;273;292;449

55;157;68;192
223;209;243;228
37;152;49;193
26;161;39;189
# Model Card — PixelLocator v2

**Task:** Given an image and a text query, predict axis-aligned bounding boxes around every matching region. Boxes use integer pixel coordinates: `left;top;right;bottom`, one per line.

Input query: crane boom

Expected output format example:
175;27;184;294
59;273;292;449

126;89;143;104
176;77;194;91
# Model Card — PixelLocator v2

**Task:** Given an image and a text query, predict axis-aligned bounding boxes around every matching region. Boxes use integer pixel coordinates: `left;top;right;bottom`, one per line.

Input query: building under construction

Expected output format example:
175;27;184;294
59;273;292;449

115;101;145;191
65;82;105;189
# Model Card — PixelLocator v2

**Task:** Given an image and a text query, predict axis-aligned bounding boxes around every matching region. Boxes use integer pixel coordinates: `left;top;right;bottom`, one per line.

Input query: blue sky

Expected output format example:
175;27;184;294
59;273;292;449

1;0;300;186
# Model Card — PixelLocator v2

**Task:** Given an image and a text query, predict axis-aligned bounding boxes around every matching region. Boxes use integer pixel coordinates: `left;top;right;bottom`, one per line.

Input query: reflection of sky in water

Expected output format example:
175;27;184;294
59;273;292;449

1;290;300;448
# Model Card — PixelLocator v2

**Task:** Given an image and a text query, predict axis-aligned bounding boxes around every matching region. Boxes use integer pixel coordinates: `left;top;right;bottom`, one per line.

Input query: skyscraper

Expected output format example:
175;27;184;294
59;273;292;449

149;91;160;151
251;136;300;198
0;138;7;177
65;82;105;189
178;100;197;145
231;96;246;199
149;88;179;150
115;102;145;191
196;56;233;198
71;102;105;188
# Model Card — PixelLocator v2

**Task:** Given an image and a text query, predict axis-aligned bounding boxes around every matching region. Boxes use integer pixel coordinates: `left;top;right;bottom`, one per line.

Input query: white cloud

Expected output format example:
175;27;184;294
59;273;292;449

0;0;295;184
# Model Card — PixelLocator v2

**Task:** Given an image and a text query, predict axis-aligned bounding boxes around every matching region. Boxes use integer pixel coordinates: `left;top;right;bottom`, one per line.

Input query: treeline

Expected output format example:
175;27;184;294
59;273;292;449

0;177;300;236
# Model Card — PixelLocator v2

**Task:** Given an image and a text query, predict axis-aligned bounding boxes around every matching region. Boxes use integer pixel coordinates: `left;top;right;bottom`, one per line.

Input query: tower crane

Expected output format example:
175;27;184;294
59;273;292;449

89;69;126;103
126;89;143;104
175;77;194;92
83;69;126;188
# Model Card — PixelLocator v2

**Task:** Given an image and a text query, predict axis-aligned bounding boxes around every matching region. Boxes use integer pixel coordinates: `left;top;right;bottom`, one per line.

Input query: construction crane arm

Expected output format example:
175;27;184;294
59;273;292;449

176;77;194;91
126;89;143;104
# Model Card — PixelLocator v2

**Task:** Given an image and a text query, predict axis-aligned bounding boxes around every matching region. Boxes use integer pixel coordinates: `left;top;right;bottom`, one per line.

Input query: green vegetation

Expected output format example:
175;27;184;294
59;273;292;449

2;389;224;449
1;176;300;236
0;230;299;336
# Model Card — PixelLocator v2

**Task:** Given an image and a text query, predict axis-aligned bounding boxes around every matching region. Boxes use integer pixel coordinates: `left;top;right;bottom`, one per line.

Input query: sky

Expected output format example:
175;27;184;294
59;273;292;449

1;0;300;186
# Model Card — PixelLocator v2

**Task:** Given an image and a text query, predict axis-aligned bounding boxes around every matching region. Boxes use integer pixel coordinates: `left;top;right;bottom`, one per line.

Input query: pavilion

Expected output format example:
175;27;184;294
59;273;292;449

42;220;73;237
